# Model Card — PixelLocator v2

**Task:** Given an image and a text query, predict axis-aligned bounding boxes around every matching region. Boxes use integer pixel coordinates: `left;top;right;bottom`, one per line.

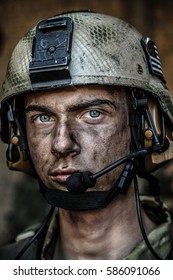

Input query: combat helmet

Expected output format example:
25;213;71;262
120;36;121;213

1;10;173;175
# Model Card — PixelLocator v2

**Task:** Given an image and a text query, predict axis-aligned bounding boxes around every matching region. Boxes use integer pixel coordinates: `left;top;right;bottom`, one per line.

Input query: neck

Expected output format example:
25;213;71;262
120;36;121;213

53;184;155;259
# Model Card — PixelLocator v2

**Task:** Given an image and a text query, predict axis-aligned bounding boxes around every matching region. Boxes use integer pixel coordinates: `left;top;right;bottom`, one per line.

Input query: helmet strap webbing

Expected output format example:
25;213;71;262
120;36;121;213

38;157;137;211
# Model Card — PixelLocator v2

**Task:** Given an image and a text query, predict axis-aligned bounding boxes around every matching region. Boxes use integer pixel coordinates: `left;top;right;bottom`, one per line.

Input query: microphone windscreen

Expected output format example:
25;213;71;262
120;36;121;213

66;171;96;195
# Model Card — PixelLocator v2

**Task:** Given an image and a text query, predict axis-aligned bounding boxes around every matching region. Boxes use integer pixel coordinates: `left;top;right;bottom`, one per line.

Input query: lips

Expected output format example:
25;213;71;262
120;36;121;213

49;168;78;184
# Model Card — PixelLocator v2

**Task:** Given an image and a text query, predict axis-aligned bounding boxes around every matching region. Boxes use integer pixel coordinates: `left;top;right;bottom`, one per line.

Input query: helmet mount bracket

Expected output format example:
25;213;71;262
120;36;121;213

29;17;73;89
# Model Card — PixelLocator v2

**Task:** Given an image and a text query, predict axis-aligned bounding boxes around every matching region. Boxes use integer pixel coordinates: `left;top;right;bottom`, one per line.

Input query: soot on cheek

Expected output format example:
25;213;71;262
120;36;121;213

29;139;46;168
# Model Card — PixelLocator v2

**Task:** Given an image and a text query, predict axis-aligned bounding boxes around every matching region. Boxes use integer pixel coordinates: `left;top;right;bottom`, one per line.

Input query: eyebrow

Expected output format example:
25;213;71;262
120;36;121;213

25;99;117;115
67;99;117;112
25;105;55;115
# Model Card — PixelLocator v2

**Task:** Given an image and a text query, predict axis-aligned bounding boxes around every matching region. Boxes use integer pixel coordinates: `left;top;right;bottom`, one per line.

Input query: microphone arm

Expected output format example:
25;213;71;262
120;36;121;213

66;149;149;195
91;149;148;181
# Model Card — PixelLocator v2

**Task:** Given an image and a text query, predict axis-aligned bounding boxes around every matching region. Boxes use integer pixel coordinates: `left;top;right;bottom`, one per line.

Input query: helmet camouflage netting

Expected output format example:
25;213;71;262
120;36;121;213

1;11;173;125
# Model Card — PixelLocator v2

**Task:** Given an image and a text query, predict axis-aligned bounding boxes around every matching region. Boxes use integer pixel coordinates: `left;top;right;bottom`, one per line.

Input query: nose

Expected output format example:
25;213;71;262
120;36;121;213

51;122;80;158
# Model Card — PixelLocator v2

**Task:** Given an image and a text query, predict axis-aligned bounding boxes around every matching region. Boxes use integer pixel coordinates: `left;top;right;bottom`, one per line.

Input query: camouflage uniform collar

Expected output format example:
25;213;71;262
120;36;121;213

124;222;173;259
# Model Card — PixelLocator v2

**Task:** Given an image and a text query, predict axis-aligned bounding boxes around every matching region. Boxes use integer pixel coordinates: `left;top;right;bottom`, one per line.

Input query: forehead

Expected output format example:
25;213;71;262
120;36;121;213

24;86;128;107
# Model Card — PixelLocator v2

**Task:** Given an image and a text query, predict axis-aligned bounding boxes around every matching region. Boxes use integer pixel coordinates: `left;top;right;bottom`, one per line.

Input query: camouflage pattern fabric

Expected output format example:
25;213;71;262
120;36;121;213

41;197;173;260
0;196;172;260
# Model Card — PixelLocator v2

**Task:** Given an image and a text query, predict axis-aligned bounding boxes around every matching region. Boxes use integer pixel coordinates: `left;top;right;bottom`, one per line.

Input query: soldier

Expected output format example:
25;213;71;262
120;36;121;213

0;11;173;259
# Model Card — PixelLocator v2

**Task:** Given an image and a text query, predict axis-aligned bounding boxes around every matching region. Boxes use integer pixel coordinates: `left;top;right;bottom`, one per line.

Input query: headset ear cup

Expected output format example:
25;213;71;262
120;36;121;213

131;92;173;173
144;98;173;172
6;132;35;176
7;145;36;176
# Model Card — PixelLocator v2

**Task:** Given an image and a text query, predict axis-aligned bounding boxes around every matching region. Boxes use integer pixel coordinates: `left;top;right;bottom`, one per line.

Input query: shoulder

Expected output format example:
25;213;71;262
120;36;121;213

0;224;44;260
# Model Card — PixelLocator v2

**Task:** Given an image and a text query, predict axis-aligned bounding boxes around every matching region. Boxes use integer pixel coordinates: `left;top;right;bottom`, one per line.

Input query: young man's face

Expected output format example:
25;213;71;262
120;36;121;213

25;86;131;192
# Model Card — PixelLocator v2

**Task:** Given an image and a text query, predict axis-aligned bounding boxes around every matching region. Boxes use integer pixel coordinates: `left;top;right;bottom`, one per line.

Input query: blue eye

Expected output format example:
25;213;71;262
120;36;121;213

39;115;51;122
34;115;54;123
89;110;101;118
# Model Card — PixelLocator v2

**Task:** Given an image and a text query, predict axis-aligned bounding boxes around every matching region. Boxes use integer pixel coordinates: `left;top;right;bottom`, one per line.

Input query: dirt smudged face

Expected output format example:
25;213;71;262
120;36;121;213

25;86;131;192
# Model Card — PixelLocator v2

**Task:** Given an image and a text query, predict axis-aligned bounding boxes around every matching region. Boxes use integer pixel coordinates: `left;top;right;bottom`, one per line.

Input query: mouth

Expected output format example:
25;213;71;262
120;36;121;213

49;168;78;184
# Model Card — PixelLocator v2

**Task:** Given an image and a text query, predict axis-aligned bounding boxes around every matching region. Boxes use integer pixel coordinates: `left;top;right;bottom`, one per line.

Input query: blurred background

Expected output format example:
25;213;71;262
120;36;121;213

0;0;173;246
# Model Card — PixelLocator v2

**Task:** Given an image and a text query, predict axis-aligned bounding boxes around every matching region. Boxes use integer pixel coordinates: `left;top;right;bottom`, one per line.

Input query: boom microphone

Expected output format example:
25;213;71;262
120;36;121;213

65;171;96;194
66;149;148;195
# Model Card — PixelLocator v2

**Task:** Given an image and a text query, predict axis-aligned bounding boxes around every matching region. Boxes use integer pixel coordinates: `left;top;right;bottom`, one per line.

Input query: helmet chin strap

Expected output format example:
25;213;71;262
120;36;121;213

39;155;139;211
39;180;119;211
